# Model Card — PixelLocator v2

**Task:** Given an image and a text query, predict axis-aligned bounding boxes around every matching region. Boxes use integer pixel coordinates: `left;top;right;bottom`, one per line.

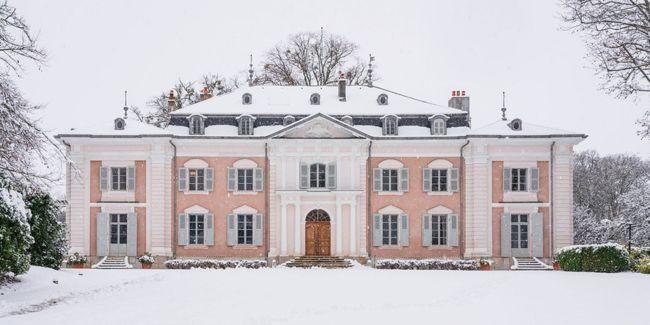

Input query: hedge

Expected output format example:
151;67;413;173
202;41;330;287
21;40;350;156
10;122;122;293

375;259;479;270
556;243;630;273
164;259;267;269
638;258;650;275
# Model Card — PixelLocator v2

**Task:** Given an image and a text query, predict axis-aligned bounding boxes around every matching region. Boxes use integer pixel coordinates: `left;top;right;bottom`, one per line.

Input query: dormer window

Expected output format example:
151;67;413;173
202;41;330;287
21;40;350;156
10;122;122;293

508;118;523;131
114;118;125;130
310;93;320;105
377;94;389;105
242;93;252;105
429;115;449;135
341;115;353;126
283;115;295;126
238;115;254;135
382;115;399;136
188;115;205;135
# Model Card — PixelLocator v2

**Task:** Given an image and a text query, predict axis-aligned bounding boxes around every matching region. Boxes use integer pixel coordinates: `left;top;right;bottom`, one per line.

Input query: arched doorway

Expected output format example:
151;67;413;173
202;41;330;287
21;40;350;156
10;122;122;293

305;209;331;256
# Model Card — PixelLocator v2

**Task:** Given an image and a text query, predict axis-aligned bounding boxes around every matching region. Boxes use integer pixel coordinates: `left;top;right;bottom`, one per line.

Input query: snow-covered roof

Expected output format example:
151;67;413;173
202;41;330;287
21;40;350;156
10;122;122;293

469;119;583;137
170;85;466;116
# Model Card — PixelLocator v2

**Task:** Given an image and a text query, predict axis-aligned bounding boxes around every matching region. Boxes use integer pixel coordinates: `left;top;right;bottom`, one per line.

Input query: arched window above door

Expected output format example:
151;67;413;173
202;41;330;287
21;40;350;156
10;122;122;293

305;209;330;222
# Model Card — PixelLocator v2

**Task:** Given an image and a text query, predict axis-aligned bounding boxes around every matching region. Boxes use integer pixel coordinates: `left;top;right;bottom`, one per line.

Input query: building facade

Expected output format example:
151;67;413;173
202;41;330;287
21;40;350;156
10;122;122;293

57;80;585;268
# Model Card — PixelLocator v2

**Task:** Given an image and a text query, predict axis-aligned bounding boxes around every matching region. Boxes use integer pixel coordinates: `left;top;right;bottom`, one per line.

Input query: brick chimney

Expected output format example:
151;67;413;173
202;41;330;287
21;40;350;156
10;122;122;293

338;72;346;102
448;90;470;125
167;90;177;111
199;87;212;101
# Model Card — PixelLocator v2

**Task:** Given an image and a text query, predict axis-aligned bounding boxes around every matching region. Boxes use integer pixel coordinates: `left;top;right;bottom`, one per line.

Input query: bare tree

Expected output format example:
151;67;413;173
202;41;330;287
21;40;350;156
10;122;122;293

560;0;650;137
0;1;46;75
258;30;376;86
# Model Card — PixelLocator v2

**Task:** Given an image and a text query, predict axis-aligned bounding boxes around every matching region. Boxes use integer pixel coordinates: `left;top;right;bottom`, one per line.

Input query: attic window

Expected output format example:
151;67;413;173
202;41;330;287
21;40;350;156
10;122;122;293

310;93;320;105
238;115;254;135
382;116;398;136
242;93;252;105
189;115;205;135
377;94;388;105
508;118;523;131
283;115;295;126
341;116;353;126
432;118;447;135
114;118;125;130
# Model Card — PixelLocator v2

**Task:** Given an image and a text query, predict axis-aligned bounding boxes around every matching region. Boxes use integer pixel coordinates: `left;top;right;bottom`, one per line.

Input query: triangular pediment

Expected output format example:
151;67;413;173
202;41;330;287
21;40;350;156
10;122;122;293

269;114;369;139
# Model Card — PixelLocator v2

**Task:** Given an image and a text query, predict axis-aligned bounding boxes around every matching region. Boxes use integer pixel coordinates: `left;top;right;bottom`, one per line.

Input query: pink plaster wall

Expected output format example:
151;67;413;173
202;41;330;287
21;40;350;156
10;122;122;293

174;156;267;258
369;157;462;259
135;160;146;203
90;161;101;203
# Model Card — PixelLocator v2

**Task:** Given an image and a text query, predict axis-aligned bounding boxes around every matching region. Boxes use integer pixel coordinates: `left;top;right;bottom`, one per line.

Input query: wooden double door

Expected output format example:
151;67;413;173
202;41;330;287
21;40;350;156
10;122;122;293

305;221;331;256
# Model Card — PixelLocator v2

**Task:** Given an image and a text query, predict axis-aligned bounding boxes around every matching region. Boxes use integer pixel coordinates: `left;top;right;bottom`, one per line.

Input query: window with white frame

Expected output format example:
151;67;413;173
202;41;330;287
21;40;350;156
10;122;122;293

382;169;399;192
510;168;527;192
188;168;205;191
111;167;127;191
237;214;254;245
383;116;398;136
430;169;448;192
309;163;326;188
188;214;205;245
432;118;446;135
431;214;448;245
189;116;204;135
382;214;399;245
237;169;254;191
238;116;254;135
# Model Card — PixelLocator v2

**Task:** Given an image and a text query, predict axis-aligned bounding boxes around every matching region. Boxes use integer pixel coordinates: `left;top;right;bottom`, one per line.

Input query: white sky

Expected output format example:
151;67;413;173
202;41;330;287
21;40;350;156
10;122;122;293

15;0;650;157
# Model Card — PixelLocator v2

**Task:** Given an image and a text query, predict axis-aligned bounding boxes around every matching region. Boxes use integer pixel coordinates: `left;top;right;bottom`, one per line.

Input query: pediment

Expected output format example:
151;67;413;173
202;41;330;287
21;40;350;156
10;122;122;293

272;114;368;139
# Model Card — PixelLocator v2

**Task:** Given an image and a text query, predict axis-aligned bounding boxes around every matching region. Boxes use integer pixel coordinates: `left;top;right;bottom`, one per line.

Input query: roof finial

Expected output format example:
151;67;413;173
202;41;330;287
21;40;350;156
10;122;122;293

501;91;507;121
367;54;375;87
123;90;128;119
248;54;254;87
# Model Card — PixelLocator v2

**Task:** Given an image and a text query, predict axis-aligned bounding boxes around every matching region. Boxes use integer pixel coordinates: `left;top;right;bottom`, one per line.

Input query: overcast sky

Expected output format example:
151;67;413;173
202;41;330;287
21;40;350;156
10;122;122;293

15;0;650;157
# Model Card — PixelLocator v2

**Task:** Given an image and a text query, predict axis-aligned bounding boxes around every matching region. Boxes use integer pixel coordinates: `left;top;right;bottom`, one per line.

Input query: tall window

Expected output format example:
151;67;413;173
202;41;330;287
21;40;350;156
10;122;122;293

432;119;446;135
188;168;205;191
511;214;528;249
237;214;253;245
188;214;205;245
511;168;527;191
430;169;448;192
237;169;254;191
384;117;398;136
111;167;127;191
382;169;398;191
432;214;448;245
189;116;203;135
239;116;253;135
310;163;326;188
109;214;128;244
382;214;399;245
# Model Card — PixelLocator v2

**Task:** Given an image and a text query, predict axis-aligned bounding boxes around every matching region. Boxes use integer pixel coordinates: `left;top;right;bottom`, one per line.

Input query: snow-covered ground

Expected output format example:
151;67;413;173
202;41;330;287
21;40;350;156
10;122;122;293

1;266;648;325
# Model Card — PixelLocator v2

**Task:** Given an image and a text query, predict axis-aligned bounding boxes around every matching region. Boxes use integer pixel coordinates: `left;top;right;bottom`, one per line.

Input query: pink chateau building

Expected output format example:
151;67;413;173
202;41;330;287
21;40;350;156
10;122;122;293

56;78;585;269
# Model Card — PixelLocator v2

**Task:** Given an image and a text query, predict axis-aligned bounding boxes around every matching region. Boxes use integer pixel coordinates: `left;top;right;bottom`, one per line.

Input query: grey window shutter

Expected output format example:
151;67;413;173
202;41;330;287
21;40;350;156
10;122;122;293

399;168;409;192
299;162;309;189
205;213;214;246
253;214;263;246
422;214;432;246
127;166;135;191
127;212;137;256
448;214;459;246
372;214;382;246
373;168;382;192
178;214;188;246
227;167;236;191
501;213;511;257
100;167;109;191
327;163;337;189
399;214;409;246
179;168;188;192
530;167;540;193
96;212;109;256
503;167;511;192
531;212;543;257
423;168;431;192
205;168;214;192
227;214;237;246
254;168;263;192
449;168;459;192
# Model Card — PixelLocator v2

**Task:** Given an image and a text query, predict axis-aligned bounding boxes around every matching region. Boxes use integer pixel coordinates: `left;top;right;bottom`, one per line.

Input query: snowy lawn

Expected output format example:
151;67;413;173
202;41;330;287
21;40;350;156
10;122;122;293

1;266;649;325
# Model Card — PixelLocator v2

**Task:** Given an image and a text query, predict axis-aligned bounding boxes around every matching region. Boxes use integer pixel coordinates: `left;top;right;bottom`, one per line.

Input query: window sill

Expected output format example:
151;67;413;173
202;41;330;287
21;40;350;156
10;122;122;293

232;245;259;250
426;245;454;250
377;191;403;196
183;244;209;249
232;191;258;196
304;188;332;192
182;191;210;195
377;245;405;249
427;191;453;196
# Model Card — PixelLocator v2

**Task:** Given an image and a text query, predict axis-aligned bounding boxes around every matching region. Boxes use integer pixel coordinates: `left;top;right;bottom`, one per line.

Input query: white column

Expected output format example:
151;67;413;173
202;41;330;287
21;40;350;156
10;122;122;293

336;200;343;256
294;202;301;255
349;201;356;256
280;202;287;256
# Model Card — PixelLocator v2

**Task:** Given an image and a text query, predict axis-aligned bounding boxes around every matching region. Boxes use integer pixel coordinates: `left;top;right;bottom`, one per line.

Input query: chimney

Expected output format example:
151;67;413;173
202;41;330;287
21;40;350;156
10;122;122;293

199;87;212;101
167;90;177;111
448;90;470;125
338;72;346;101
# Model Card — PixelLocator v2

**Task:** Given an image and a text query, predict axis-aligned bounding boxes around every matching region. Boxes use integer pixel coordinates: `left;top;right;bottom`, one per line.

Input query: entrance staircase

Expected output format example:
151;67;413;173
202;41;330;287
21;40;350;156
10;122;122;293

511;257;552;271
92;256;132;269
285;256;352;269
